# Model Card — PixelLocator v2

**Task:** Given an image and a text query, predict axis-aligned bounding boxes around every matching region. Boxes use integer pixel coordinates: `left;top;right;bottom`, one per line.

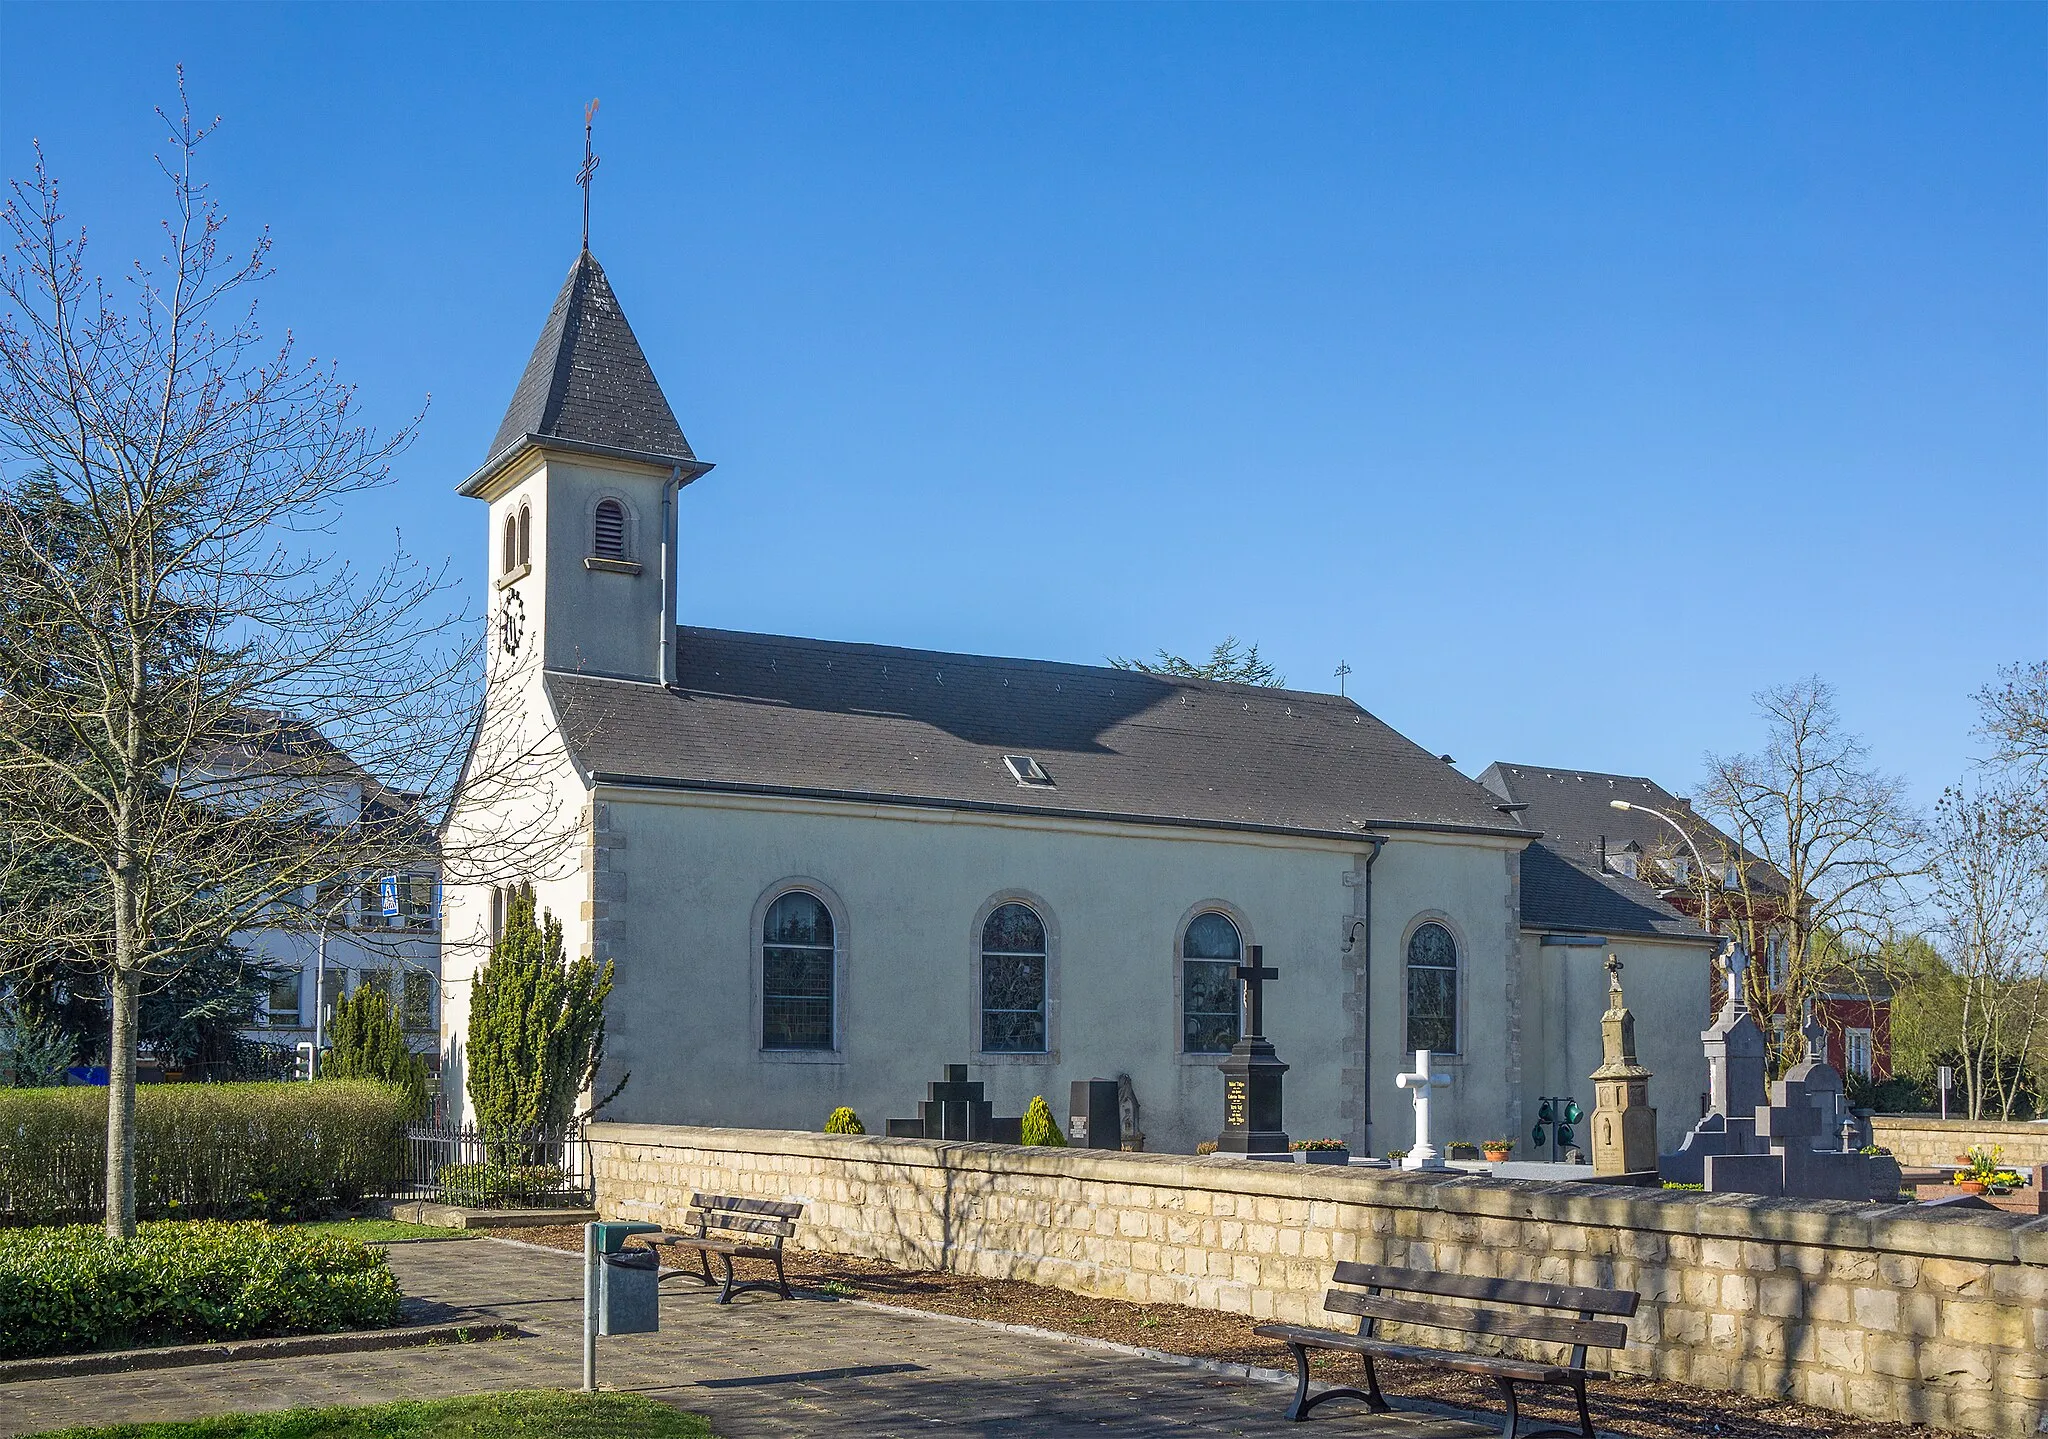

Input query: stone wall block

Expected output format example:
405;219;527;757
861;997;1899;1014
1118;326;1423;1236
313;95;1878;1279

586;1125;2048;1439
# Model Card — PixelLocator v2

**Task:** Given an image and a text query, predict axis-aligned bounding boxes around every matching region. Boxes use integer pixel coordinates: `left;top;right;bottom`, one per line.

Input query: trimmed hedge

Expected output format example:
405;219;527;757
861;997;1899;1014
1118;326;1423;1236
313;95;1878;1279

0;1220;402;1358
0;1081;407;1223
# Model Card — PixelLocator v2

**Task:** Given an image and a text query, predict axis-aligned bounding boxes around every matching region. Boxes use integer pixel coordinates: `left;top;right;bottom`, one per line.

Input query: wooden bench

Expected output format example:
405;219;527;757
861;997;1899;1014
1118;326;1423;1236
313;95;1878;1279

1251;1262;1638;1438
639;1193;805;1303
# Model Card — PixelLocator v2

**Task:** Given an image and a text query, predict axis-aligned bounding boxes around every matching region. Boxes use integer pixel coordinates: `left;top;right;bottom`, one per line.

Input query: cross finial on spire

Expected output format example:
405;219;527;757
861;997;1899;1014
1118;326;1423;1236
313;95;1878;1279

577;99;602;252
1334;660;1351;697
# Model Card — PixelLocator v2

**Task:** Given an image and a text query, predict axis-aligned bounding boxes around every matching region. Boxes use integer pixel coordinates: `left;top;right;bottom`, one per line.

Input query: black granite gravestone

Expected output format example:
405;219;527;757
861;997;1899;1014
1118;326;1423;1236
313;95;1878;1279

1216;946;1289;1155
886;1064;1024;1144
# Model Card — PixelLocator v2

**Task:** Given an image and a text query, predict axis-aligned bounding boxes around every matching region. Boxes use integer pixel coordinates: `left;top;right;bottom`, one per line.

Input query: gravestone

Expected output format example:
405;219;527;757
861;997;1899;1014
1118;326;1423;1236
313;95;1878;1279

886;1064;1024;1144
1661;943;1770;1184
1068;1078;1121;1150
1703;1004;1902;1201
1216;946;1289;1154
1396;1050;1452;1170
1589;956;1657;1177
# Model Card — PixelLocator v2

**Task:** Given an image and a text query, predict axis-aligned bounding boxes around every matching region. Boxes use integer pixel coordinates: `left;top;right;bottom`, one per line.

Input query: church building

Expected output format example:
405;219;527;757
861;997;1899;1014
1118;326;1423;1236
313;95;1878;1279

438;248;1712;1157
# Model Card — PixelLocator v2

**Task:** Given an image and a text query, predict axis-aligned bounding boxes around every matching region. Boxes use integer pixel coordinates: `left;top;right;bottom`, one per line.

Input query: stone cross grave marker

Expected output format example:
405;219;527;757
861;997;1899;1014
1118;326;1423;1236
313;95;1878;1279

1396;1049;1452;1170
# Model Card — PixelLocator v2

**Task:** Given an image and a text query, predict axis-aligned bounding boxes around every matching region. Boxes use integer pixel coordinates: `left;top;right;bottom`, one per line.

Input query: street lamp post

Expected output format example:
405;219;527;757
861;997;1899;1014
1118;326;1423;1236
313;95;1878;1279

1608;799;1717;935
309;884;355;1080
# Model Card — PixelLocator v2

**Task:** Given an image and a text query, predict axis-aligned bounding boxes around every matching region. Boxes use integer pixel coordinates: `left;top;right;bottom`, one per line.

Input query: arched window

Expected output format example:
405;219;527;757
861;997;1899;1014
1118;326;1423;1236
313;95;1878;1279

762;891;834;1050
1405;921;1458;1054
980;903;1047;1053
1181;911;1242;1054
517;503;532;568
502;514;518;575
593;499;626;560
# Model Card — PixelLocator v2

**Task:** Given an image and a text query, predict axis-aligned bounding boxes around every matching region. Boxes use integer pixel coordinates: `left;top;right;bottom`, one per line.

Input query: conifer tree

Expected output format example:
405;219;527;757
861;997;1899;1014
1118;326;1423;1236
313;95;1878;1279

1020;1095;1066;1146
324;982;429;1120
465;885;615;1137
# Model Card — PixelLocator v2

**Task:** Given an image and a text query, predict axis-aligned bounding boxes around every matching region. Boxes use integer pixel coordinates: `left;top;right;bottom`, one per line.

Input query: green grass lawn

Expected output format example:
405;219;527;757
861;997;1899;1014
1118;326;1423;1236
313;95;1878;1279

279;1219;482;1244
25;1391;713;1439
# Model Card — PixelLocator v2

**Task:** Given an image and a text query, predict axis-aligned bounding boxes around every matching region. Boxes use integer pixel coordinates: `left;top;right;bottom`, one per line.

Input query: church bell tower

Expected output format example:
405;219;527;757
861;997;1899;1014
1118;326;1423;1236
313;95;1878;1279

457;249;712;686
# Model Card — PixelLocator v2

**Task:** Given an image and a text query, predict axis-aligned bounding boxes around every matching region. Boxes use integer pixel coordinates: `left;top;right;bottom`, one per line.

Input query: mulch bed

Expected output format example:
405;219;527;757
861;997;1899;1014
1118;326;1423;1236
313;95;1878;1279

484;1226;1943;1439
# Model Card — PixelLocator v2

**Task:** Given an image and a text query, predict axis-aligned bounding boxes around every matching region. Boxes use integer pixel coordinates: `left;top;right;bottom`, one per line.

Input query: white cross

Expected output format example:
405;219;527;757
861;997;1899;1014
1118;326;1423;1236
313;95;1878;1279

1395;1049;1452;1170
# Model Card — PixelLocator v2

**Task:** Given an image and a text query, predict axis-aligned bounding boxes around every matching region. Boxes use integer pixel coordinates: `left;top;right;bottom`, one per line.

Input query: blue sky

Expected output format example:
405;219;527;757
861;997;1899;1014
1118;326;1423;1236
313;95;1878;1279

2;3;2041;809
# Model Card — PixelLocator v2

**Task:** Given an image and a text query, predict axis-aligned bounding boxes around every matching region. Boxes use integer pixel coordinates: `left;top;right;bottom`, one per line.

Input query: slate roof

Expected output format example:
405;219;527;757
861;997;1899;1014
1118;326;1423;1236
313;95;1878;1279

545;628;1536;842
1518;839;1709;942
479;250;697;478
1480;762;1743;943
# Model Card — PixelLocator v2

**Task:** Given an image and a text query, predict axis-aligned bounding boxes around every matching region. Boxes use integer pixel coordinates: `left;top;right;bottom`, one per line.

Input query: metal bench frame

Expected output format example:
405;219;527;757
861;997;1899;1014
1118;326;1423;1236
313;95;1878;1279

646;1192;805;1304
1251;1262;1638;1439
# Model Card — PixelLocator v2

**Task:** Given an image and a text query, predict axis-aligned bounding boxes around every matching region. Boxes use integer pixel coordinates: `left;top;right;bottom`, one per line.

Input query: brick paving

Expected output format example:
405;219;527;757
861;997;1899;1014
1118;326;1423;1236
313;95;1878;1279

0;1239;1491;1438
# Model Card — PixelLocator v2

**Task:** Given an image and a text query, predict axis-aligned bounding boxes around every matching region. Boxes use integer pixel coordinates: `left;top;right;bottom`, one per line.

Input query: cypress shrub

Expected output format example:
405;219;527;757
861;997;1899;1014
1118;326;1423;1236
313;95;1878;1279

0;1081;407;1223
823;1107;865;1134
1020;1095;1066;1147
0;1220;401;1358
324;985;430;1121
466;885;615;1137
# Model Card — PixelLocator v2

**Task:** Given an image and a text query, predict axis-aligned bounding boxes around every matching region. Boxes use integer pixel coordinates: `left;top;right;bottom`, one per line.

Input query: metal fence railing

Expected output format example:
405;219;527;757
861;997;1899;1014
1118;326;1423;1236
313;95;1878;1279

399;1122;590;1209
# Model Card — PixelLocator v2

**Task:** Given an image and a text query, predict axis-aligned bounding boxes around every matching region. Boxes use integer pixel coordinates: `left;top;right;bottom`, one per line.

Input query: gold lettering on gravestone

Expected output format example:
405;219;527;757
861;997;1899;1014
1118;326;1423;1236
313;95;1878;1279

1225;1078;1247;1128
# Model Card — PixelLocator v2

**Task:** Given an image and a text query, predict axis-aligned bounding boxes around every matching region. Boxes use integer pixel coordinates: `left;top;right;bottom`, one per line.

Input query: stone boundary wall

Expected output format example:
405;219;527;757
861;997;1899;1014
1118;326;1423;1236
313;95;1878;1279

1872;1115;2048;1170
589;1124;2044;1437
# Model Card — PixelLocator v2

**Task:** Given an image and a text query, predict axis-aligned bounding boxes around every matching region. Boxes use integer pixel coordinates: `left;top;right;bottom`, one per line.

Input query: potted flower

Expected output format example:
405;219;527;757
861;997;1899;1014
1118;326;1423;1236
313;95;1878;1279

1953;1144;2021;1195
1482;1138;1515;1163
1291;1137;1351;1165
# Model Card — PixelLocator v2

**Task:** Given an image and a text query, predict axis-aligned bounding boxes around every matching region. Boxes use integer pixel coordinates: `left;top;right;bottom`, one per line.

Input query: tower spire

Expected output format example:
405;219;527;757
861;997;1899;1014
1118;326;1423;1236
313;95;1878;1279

577;99;601;253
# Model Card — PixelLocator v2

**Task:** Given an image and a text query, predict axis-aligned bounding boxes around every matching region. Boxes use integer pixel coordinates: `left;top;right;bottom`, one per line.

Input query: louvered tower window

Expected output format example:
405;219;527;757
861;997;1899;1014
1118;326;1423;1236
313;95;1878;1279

593;499;626;559
502;515;518;575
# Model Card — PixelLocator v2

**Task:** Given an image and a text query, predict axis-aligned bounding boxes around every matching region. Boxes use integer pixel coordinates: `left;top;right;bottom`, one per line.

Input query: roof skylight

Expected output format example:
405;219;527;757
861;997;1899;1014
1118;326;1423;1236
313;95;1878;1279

1003;754;1055;787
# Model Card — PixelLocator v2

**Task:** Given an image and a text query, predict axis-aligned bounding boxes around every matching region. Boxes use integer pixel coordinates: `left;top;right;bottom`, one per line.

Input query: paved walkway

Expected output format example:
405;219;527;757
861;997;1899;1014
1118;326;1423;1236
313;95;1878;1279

0;1239;1491;1438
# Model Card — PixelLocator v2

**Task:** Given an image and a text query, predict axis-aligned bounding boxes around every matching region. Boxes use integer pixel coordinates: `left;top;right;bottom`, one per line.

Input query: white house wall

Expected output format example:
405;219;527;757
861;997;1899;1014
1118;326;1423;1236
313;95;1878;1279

572;787;1524;1158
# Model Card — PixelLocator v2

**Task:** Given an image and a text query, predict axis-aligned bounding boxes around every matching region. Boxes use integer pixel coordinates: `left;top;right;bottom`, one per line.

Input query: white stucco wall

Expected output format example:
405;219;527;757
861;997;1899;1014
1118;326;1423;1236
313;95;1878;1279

1517;933;1714;1157
571;785;1525;1158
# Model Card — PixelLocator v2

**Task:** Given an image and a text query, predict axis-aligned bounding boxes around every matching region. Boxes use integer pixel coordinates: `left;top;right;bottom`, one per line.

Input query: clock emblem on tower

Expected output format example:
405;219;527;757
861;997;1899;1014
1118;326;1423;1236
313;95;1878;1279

498;589;526;656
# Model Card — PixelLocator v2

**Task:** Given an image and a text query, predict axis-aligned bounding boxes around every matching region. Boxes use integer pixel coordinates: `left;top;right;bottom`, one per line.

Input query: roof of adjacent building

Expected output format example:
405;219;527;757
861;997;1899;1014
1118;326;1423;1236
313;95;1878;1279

1480;762;1738;944
544;628;1537;843
480;250;698;479
1517;839;1710;942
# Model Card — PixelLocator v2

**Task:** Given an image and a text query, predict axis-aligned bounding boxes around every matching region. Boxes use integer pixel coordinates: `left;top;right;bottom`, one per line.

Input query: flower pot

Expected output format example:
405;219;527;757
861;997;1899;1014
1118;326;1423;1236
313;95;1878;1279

1955;1180;1987;1195
1294;1148;1351;1165
1482;1148;1512;1163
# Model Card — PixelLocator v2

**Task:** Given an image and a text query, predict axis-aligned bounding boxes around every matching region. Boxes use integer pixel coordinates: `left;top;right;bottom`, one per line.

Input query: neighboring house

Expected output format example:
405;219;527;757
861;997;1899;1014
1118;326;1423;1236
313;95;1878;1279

194;718;444;1068
437;246;1715;1156
1477;763;1892;1083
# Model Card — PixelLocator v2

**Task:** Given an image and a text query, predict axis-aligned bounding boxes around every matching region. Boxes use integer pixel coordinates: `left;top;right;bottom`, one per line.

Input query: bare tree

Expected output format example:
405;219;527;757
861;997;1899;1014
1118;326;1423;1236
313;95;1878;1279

1976;660;2048;819
1698;677;1923;1072
0;84;535;1235
1926;782;2048;1119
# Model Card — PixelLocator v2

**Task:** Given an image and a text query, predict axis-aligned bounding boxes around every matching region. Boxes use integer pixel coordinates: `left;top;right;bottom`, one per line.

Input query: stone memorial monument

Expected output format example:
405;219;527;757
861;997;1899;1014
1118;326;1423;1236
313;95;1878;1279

1662;943;1770;1184
1216;947;1289;1155
1703;1004;1902;1201
886;1064;1024;1143
1396;1050;1452;1170
1589;956;1658;1177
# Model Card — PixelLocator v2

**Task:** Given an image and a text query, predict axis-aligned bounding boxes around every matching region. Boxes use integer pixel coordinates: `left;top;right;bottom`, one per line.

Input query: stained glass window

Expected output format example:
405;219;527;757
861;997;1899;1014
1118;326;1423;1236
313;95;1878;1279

763;892;834;1050
1182;912;1242;1054
981;903;1047;1053
1406;922;1458;1054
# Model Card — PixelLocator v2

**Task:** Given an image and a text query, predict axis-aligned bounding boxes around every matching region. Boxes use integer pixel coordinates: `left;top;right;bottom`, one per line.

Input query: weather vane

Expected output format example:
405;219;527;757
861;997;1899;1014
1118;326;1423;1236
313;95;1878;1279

577;99;601;252
1334;660;1352;697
